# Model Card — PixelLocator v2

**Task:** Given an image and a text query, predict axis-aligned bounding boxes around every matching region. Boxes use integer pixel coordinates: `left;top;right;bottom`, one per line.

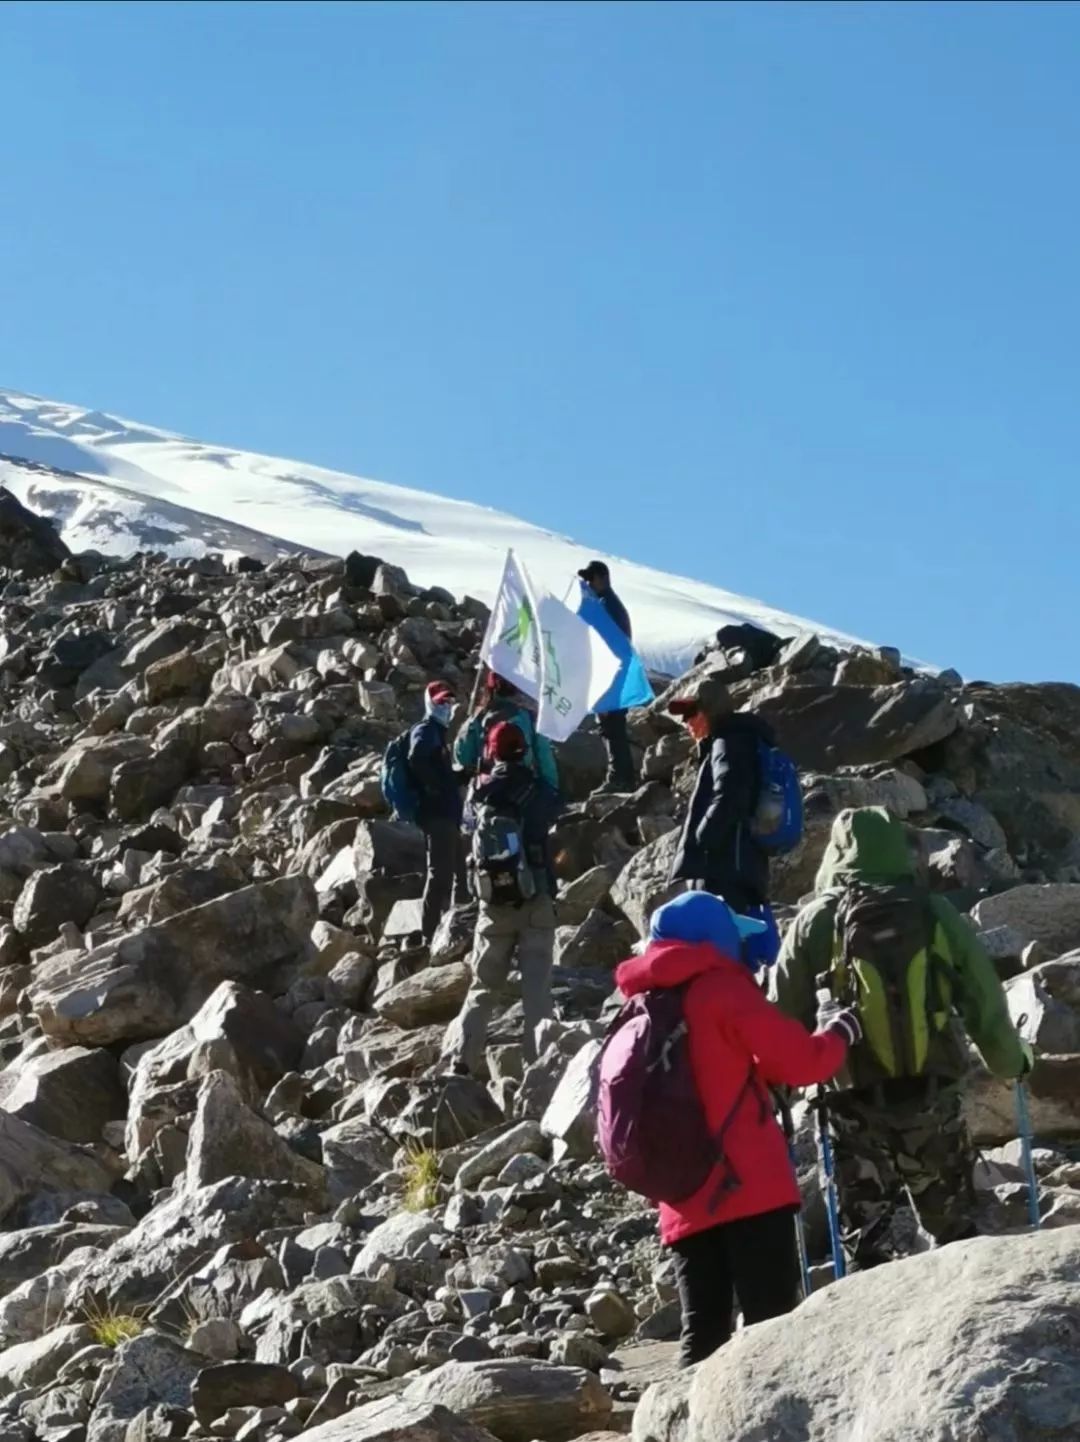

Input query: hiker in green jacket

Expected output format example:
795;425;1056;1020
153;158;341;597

773;806;1033;1270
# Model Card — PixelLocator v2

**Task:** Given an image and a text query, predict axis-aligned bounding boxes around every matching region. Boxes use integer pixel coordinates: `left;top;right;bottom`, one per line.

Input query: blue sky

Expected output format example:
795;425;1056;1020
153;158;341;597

2;1;1075;681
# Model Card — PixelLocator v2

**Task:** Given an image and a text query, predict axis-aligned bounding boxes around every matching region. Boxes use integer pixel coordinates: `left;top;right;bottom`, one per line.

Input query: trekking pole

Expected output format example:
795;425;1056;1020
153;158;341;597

1014;1080;1041;1231
814;1092;846;1280
774;1092;813;1300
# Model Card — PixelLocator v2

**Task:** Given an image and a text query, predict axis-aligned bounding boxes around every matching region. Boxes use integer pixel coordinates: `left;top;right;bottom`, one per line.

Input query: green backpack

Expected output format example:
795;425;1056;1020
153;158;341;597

828;882;955;1085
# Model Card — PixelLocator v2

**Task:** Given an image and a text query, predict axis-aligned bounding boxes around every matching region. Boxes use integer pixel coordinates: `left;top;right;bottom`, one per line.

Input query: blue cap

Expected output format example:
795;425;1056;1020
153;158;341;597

649;890;767;961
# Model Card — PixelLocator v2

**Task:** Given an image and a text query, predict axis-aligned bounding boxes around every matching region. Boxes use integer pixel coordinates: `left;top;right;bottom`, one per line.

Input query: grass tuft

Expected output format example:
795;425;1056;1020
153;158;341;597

83;1300;147;1349
402;1141;441;1212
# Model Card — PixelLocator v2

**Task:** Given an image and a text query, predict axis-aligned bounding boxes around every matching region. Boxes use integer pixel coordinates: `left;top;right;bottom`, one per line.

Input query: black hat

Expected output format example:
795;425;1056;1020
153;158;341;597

578;559;610;582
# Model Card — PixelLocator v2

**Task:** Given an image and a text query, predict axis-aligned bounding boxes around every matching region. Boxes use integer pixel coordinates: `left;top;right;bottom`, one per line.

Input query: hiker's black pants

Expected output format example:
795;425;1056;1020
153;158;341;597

598;709;636;790
421;817;468;942
670;1205;801;1367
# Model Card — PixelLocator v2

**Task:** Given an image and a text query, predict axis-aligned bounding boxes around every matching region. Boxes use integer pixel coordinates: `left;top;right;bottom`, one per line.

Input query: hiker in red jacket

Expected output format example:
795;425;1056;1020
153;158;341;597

614;891;859;1366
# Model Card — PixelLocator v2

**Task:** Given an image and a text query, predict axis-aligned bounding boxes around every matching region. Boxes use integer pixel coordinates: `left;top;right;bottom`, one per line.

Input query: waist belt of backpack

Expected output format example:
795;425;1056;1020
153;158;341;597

706;1068;769;1212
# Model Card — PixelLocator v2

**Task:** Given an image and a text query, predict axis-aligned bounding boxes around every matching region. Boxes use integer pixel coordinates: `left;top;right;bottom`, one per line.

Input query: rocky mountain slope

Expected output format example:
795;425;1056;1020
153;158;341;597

0;492;1072;1440
0;386;879;676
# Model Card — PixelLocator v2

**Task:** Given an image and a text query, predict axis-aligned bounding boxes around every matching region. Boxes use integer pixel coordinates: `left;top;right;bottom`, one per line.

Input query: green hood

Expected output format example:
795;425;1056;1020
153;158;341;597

815;806;914;892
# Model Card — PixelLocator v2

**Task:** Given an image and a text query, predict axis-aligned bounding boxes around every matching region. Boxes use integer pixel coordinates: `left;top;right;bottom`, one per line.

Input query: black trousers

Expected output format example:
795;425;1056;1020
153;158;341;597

670;1206;801;1367
421;817;468;942
598;709;636;790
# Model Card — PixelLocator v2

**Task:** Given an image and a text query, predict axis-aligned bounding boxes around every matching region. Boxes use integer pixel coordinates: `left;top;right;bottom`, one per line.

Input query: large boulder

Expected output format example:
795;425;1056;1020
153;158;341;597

965;1053;1080;1143
0;1322;94;1394
30;876;317;1045
746;677;958;771
185;1071;326;1203
970;884;1080;956
88;1331;203;1442
375;963;471;1028
0;1111;115;1222
0;488;70;577
303;1397;501;1442
68;1178;311;1313
611;830;682;938
126;981;303;1160
53;736;153;805
405;1359;613;1442
634;1229;1080;1442
13;862;101;947
0;1044;126;1143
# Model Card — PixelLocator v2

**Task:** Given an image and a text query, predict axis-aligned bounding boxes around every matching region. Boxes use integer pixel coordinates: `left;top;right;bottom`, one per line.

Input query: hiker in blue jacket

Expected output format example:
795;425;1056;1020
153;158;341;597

579;560;637;793
408;681;468;942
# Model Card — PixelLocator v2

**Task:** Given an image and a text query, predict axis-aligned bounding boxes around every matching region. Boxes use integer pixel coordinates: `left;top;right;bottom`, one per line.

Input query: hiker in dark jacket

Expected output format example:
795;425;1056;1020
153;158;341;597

615;891;855;1366
773;807;1033;1271
668;676;780;962
442;721;560;1076
579;560;636;793
408;680;467;943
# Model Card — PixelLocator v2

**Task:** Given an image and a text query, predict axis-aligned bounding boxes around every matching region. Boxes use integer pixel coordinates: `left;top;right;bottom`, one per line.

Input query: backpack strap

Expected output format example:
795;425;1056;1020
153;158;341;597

704;1066;766;1212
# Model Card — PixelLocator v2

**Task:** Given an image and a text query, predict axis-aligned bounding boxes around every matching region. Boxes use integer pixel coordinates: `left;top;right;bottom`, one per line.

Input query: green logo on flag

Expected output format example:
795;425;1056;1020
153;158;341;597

499;598;562;688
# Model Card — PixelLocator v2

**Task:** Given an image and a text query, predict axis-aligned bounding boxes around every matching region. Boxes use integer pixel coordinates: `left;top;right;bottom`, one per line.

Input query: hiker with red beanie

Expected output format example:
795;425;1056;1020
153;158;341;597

454;670;559;791
606;890;858;1366
442;720;561;1075
408;681;468;943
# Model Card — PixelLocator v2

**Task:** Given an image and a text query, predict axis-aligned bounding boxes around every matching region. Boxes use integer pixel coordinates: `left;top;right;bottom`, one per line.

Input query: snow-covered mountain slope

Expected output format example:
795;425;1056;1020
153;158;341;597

0;387;872;676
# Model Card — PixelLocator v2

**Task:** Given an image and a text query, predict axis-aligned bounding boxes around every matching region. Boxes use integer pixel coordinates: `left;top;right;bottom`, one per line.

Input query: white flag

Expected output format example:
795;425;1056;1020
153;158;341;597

480;550;620;743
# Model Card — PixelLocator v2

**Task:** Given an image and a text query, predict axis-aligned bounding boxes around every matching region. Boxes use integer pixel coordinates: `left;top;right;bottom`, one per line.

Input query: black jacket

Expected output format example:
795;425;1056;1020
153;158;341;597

670;712;775;909
468;761;560;893
408;717;463;825
600;588;632;640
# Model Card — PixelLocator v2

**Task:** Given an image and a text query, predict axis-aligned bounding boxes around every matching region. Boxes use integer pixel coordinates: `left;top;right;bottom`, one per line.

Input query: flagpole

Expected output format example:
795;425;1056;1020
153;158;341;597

517;552;550;738
454;548;510;741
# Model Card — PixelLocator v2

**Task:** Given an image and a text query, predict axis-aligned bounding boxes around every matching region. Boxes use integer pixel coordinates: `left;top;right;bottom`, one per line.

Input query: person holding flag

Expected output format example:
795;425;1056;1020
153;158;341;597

577;560;654;794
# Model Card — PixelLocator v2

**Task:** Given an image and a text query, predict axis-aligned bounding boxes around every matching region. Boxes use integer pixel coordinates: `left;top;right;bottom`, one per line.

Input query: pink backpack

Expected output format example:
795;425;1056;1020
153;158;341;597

595;987;758;1206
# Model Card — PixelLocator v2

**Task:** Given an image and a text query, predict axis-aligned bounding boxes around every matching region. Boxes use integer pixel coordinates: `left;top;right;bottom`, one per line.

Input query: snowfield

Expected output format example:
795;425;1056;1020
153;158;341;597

0;387;873;676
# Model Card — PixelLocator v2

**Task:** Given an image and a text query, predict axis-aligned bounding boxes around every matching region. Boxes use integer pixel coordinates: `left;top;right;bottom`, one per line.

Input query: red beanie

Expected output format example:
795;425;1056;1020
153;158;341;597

426;681;455;705
485;720;527;763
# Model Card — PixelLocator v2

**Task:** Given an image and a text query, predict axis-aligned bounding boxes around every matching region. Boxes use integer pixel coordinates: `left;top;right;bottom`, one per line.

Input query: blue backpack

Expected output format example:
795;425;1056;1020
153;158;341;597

381;731;420;824
750;743;803;854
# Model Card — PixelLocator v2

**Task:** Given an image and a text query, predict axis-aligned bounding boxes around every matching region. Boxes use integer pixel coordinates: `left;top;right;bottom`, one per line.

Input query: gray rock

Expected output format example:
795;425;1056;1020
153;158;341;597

191;1361;300;1424
0;1222;128;1302
354;1214;440;1276
375;963;471;1028
404;1359;613;1442
126;981;303;1161
586;1287;637;1340
645;1229;1080;1442
0;1045;126;1143
970;884;1080;956
88;1332;203;1442
455;1122;545;1192
185;1070;327;1202
611;831;682;938
14;863;101;948
748;677;958;772
301;1395;501;1442
30;876;317;1046
0;1111;115;1223
320;1117;395;1203
69;1178;311;1313
0;1322;94;1393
